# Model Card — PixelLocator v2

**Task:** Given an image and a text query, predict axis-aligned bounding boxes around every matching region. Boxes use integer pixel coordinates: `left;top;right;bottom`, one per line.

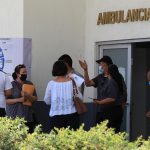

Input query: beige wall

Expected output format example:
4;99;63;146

24;0;86;100
2;0;150;102
0;0;23;37
85;0;150;42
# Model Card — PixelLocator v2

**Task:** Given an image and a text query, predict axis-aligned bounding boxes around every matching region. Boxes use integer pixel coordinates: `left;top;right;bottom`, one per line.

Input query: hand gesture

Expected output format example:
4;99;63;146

79;60;88;71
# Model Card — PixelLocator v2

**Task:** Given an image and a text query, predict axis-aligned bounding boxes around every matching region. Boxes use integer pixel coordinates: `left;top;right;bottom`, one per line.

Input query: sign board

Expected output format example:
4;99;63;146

0;38;32;81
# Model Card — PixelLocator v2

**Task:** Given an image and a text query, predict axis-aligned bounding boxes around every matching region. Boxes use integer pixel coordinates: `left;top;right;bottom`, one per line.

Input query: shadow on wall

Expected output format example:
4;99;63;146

32;101;97;133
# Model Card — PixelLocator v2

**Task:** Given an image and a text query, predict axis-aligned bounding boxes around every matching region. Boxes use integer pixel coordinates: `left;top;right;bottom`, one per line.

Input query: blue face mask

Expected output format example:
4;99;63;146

98;66;104;74
147;81;150;86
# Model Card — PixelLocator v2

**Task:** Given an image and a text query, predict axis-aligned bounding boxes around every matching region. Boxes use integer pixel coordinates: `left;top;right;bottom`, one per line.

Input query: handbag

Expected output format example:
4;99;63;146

71;79;87;115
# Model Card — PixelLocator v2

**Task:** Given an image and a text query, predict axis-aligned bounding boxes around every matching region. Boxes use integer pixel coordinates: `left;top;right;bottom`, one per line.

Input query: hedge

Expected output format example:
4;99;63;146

0;117;150;150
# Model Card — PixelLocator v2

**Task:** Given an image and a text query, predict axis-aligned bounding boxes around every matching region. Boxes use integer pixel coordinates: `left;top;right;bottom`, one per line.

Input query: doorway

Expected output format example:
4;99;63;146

131;42;150;140
98;41;150;140
99;44;132;135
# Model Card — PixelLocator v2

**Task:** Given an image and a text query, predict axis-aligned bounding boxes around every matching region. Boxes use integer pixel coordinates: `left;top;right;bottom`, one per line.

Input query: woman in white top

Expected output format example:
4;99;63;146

44;60;80;131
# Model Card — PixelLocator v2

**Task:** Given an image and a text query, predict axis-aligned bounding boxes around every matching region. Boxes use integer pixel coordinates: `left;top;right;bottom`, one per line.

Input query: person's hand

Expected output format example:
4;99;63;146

146;111;150;118
24;92;31;99
22;92;31;101
21;91;24;97
19;97;24;103
79;60;88;71
93;99;100;105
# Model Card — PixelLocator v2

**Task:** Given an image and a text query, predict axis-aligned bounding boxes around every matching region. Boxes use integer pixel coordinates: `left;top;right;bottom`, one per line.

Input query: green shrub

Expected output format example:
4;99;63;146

0;117;28;150
0;117;150;150
19;126;56;150
18;121;145;150
136;137;150;150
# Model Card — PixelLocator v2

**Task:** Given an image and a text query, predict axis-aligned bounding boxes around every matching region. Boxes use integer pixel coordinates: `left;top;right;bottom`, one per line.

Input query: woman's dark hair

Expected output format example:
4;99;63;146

58;54;72;68
12;64;26;80
52;60;68;76
108;64;123;95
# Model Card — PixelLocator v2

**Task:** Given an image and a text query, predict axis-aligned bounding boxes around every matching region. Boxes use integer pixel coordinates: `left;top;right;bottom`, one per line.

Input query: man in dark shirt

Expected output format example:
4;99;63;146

79;56;127;132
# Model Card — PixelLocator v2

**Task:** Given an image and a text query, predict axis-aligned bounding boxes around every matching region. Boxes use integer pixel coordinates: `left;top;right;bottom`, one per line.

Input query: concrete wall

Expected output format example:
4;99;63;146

24;0;86;100
0;0;23;37
85;0;150;42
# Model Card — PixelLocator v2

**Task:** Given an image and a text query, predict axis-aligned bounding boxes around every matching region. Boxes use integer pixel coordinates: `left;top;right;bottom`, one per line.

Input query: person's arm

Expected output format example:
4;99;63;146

44;82;51;105
6;97;24;105
93;98;115;105
79;60;95;86
84;70;95;86
4;89;12;98
4;74;12;98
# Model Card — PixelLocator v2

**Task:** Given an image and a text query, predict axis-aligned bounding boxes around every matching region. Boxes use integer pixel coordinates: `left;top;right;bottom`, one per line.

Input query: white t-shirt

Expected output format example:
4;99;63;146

68;72;84;96
0;71;12;108
44;80;82;117
69;73;84;88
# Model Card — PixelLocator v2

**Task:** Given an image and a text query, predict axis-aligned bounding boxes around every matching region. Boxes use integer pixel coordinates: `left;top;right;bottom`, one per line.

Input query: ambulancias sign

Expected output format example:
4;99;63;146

97;8;150;25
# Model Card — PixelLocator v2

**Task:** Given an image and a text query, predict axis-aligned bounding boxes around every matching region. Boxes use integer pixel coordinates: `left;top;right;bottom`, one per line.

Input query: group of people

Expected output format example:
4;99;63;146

44;54;127;133
0;54;127;133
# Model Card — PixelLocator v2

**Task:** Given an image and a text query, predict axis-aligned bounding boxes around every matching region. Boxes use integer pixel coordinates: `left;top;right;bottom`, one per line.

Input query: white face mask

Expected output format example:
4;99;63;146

98;66;104;74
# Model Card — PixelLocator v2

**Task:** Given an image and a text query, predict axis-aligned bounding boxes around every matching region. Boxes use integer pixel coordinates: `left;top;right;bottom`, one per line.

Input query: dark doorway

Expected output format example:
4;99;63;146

130;42;150;140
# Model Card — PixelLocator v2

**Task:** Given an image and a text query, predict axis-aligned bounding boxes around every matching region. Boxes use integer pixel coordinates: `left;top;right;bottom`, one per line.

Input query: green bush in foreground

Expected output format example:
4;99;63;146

0;117;150;150
0;117;28;150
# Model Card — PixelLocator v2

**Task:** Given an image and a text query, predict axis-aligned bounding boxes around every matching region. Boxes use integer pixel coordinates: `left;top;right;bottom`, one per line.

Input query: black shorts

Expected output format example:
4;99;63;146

96;106;123;133
49;112;79;131
0;108;6;117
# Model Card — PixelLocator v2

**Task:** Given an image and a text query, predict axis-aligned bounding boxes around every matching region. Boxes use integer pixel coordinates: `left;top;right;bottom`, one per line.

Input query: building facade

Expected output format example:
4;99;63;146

1;0;150;140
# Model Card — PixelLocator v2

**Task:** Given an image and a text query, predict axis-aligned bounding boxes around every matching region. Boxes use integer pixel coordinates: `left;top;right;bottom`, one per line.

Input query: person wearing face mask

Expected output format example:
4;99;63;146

6;64;37;133
98;66;104;75
79;56;127;132
93;64;124;133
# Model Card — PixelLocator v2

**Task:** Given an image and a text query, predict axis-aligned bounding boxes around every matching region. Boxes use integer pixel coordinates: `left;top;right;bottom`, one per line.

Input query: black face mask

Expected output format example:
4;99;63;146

20;74;27;81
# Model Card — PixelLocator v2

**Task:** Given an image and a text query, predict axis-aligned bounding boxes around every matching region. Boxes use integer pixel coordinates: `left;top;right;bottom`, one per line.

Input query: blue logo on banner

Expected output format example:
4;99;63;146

0;47;4;71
